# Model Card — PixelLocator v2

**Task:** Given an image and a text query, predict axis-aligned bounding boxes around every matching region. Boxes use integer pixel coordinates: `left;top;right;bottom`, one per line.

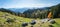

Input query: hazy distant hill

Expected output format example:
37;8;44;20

8;8;29;13
8;7;51;13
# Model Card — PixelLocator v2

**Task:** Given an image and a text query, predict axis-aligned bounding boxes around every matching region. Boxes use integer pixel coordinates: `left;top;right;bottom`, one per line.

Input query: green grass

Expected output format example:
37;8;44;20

0;11;60;27
0;12;32;27
52;19;60;27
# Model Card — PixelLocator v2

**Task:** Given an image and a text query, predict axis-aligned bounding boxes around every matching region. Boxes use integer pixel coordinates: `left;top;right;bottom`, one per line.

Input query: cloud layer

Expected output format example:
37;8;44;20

0;0;60;8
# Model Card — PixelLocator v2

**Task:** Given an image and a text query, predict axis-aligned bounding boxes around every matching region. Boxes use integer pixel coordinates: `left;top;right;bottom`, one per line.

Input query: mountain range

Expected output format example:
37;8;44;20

8;7;50;13
8;8;29;13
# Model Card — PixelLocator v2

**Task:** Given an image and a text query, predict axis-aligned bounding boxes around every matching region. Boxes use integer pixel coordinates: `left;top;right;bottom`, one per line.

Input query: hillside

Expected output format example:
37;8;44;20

51;4;60;18
23;3;60;18
0;11;32;27
23;7;51;18
0;11;60;27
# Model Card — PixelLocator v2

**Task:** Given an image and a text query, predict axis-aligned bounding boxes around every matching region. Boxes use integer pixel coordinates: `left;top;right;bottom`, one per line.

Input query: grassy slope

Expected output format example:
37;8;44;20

0;11;32;27
0;11;60;27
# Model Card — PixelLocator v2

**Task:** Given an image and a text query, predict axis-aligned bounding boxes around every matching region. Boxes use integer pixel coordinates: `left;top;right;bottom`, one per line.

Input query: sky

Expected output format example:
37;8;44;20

0;0;60;8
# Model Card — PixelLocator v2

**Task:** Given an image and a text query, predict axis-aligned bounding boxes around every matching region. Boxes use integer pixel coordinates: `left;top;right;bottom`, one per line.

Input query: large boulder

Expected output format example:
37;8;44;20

40;18;49;23
22;22;28;27
30;20;36;25
49;19;56;24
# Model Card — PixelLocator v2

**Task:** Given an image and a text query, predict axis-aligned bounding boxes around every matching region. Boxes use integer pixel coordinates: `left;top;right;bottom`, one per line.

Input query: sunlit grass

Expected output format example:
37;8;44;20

0;11;60;27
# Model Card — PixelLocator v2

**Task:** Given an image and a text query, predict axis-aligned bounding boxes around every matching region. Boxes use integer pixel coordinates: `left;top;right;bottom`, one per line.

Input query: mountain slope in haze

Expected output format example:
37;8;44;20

9;8;29;13
23;7;51;18
8;7;51;13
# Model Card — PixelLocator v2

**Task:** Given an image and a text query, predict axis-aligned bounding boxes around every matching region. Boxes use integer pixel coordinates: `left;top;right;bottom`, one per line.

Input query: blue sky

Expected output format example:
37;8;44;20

0;0;60;8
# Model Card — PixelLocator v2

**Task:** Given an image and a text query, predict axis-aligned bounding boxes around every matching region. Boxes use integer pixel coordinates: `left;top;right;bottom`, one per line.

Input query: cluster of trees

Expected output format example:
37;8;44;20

23;3;60;18
23;8;50;19
51;4;60;18
0;3;60;19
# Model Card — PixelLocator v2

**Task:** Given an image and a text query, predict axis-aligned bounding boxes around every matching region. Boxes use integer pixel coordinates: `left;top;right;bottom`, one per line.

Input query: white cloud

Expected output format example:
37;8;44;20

1;0;59;8
3;3;55;8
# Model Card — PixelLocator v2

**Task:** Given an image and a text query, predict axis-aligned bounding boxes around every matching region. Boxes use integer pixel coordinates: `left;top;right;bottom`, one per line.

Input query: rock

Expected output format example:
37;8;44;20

49;19;56;24
40;18;49;23
22;22;28;27
30;20;36;25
